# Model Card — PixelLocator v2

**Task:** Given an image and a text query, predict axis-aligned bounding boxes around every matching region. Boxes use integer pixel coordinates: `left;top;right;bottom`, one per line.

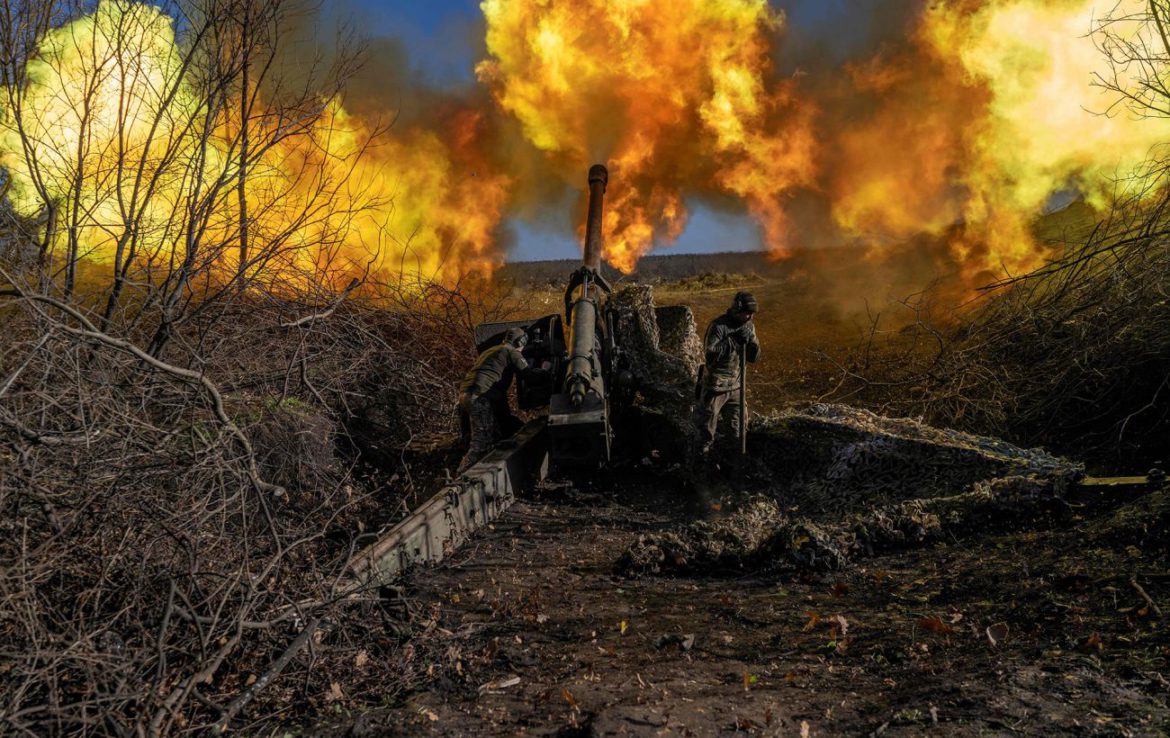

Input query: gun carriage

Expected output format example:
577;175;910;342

473;164;637;467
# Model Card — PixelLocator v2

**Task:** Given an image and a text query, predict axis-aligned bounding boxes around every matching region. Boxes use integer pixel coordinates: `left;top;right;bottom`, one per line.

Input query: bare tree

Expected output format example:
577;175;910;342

0;1;496;734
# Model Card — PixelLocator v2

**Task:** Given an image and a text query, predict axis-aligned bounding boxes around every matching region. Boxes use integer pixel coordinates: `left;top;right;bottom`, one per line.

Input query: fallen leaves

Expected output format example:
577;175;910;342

986;622;1009;647
1080;632;1105;653
829;614;849;639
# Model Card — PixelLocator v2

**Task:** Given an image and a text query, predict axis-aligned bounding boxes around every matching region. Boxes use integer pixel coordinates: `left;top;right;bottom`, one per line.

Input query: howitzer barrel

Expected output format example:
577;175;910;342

546;164;613;464
583;164;607;271
566;164;608;409
567;297;597;407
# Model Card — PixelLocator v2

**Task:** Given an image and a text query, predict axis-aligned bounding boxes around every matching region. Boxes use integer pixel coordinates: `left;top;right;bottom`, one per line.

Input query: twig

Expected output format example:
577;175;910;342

212;617;323;733
279;277;361;329
0;287;286;501
1130;577;1164;617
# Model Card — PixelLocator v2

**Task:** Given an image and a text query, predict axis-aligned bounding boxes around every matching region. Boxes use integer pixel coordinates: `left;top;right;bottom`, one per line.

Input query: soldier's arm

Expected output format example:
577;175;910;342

705;323;732;363
507;346;530;371
510;348;550;385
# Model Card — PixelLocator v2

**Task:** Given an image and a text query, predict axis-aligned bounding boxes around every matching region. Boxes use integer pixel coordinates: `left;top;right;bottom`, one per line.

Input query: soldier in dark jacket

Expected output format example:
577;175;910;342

694;291;760;455
458;327;542;471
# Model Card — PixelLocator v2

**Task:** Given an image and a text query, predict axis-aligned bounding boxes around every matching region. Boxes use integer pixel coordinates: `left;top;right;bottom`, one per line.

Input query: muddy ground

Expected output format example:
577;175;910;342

312;470;1169;737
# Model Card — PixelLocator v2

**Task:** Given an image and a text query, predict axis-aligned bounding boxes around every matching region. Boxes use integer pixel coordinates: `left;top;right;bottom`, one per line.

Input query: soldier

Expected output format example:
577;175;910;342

695;291;760;456
457;327;543;471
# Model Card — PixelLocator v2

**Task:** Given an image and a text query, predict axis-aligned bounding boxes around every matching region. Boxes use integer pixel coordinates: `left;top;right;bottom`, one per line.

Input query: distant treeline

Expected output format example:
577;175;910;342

499;251;794;285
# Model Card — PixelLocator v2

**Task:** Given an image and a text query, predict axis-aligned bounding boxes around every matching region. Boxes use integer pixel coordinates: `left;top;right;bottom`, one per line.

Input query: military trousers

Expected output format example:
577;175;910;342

458;394;500;471
694;387;743;453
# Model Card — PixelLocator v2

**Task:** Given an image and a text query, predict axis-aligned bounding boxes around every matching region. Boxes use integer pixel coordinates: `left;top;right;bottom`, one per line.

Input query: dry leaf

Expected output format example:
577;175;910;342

800;720;811;738
478;675;521;692
830;614;849;638
917;615;954;635
803;611;821;632
986;622;1009;647
354;650;369;668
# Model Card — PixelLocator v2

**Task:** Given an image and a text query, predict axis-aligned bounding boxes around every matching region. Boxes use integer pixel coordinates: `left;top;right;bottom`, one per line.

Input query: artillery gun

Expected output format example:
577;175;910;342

472;164;636;467
349;164;693;585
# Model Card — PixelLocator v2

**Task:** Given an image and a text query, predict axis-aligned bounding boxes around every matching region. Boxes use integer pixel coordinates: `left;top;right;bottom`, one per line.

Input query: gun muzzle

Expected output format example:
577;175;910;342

582;164;608;271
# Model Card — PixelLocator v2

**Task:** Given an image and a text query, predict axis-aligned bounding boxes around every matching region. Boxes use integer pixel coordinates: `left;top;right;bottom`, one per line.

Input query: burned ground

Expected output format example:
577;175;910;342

308;405;1166;737
314;466;1169;737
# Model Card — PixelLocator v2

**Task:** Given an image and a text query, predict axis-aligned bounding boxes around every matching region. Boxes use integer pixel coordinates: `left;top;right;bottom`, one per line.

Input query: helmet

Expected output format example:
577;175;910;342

730;291;758;314
503;327;528;347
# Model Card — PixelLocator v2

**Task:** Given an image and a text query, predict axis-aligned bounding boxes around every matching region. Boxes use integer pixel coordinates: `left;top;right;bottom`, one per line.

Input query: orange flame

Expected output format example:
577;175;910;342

477;0;816;272
5;0;1170;292
829;0;1167;282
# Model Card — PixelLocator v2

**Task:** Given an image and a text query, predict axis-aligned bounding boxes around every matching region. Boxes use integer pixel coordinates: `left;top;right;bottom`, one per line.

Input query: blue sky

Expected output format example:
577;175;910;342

333;1;886;262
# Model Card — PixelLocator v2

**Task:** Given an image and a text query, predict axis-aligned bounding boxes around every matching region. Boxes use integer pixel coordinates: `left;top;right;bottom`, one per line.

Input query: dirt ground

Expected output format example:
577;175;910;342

314;471;1170;737
296;270;1169;737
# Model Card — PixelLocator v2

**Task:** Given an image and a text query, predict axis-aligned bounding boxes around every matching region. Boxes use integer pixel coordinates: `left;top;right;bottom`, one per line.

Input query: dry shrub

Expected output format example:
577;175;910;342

0;272;498;735
822;196;1170;468
248;397;338;496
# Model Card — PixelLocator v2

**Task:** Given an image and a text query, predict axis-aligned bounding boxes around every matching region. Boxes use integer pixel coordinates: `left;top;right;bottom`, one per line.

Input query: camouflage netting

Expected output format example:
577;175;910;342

608;285;701;460
651;304;702;378
754;404;1078;515
619;405;1083;575
609;284;700;402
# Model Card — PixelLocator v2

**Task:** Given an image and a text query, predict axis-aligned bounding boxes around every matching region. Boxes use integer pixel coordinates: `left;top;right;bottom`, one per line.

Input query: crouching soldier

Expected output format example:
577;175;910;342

458;327;545;471
694;291;760;456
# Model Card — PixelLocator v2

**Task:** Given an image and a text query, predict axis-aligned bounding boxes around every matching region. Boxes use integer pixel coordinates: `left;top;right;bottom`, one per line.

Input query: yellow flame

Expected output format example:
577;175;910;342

8;0;1170;292
477;0;815;272
0;1;213;260
929;0;1164;275
0;0;510;290
831;0;1166;281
